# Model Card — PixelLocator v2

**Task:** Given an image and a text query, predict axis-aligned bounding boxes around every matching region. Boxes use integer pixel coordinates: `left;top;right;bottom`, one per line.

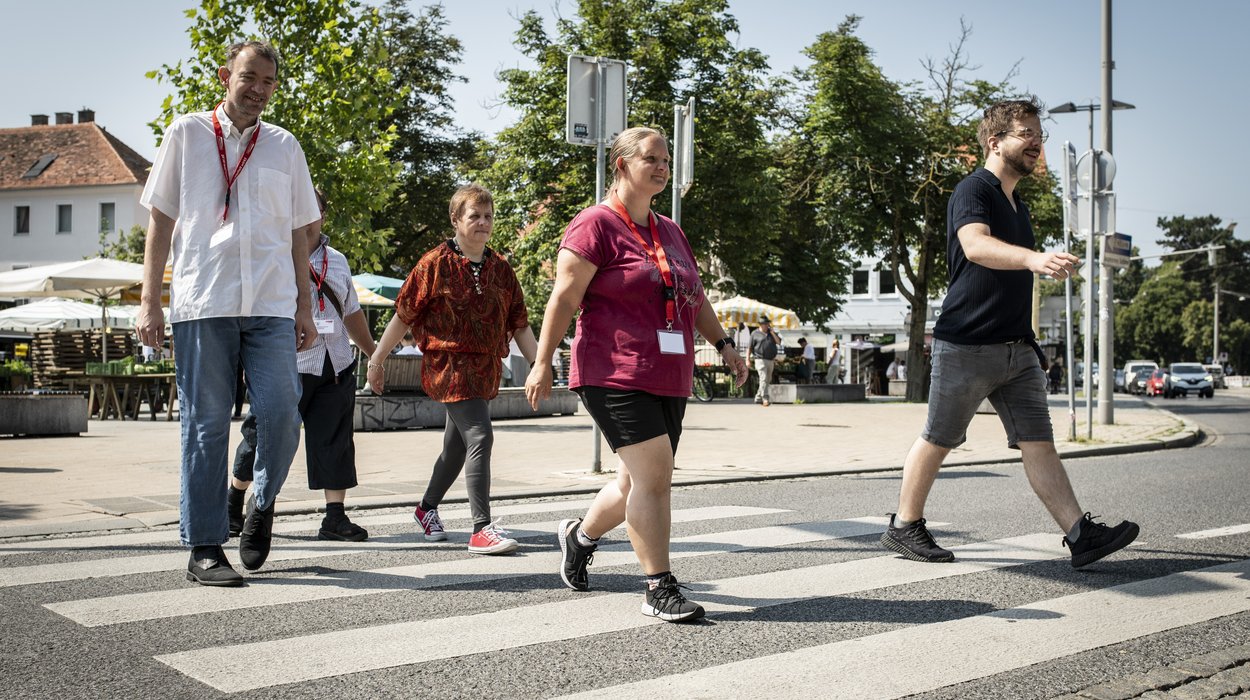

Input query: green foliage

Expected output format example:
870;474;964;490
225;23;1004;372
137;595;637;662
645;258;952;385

469;0;781;326
1114;263;1201;364
1;359;33;378
1180;299;1213;360
148;0;402;271
97;225;147;263
1224;318;1250;374
372;1;482;274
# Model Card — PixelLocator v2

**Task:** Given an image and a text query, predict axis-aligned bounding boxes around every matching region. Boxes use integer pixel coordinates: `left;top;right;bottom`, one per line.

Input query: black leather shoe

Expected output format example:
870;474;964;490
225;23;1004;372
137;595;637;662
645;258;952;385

238;492;275;571
318;515;368;542
227;490;245;538
187;545;244;587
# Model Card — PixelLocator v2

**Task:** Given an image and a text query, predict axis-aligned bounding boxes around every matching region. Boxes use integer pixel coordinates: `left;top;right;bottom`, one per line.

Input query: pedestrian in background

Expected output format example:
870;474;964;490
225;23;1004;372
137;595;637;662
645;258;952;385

230;189;377;543
525;126;748;623
880;97;1138;569
749;317;781;406
369;184;536;555
136;40;320;586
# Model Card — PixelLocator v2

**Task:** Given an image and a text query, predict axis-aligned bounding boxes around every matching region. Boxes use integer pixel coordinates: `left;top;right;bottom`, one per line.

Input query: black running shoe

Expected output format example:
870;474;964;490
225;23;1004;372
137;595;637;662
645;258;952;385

557;518;595;591
641;574;705;622
1065;513;1139;568
318;515;368;542
880;514;955;563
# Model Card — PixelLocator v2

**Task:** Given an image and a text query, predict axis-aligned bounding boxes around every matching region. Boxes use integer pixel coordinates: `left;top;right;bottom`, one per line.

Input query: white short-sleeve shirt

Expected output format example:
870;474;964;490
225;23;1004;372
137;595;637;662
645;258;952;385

141;105;320;323
297;236;362;377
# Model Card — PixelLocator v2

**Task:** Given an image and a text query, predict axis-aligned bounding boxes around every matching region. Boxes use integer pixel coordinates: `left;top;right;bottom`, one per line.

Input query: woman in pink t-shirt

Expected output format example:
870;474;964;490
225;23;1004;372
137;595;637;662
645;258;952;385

525;126;747;623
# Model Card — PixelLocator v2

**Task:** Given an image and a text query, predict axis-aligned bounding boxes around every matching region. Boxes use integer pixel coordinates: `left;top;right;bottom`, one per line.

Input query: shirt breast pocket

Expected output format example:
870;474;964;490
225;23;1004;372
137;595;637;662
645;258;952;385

257;167;292;221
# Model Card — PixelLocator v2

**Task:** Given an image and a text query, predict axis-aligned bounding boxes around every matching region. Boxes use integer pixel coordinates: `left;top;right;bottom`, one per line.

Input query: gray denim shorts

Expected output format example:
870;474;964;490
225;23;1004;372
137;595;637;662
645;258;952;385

922;338;1053;449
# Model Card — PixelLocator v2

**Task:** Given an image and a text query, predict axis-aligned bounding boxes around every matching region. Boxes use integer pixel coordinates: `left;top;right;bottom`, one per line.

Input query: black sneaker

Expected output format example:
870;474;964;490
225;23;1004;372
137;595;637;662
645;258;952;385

880;514;955;563
557;518;596;591
238;492;275;571
1065;513;1139;568
319;515;368;542
227;490;245;538
641;574;705;622
187;545;244;587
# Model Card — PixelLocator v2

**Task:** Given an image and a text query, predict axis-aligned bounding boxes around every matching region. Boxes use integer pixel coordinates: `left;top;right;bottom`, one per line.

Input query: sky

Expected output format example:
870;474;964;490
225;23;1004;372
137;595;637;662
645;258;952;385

3;0;1247;263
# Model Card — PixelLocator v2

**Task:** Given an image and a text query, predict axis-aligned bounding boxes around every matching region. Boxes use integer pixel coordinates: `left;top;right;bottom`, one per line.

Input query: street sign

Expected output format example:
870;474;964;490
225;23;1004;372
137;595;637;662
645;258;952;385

1063;142;1079;230
1076;192;1115;238
1103;232;1132;269
1076;150;1117;193
674;97;695;195
566;55;627;146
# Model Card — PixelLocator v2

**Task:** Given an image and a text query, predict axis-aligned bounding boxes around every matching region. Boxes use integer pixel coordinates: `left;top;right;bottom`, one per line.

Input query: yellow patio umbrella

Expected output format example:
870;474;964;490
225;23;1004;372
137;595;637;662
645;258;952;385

712;296;800;330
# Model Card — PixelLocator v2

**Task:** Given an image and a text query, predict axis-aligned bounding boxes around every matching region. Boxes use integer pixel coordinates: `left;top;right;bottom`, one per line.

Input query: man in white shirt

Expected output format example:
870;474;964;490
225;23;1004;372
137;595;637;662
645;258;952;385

137;41;321;586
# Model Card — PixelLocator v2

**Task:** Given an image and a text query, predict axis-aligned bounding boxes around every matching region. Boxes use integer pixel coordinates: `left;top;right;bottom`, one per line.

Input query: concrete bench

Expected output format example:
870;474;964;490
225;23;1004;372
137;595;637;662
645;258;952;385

0;393;89;436
766;383;866;404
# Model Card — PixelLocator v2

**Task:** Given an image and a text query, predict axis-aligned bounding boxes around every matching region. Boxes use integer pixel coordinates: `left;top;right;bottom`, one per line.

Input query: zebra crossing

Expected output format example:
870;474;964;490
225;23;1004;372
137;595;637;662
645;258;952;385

3;498;1249;698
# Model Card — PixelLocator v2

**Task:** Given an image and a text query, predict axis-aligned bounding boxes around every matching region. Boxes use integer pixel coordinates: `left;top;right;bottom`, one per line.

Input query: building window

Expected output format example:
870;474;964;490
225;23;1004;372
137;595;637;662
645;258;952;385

15;206;30;235
99;202;115;234
57;204;72;234
879;267;897;295
852;269;870;295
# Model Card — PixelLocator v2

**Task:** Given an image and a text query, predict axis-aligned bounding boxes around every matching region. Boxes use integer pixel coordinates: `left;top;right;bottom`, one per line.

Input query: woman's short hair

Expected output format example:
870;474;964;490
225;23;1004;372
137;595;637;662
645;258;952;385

449;183;494;222
977;96;1044;155
607;126;668;194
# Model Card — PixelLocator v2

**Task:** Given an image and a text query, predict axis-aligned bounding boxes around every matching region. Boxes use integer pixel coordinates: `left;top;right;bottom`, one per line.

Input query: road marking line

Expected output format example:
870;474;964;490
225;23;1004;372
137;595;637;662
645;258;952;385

1175;523;1250;539
1;506;786;588
151;532;1048;693
557;558;1250;699
46;517;887;627
0;499;596;557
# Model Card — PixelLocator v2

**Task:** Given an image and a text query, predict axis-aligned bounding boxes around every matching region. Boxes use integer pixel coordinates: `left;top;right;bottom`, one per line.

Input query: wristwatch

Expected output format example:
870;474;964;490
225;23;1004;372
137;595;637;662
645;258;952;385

715;337;735;352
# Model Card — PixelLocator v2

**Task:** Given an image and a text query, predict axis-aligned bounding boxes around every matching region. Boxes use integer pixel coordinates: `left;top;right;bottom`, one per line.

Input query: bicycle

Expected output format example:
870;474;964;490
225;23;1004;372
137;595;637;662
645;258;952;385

691;366;715;402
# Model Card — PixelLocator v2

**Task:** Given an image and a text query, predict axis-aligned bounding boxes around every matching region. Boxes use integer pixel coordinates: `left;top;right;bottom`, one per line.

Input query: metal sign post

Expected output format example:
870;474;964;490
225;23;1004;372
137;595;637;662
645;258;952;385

1075;147;1117;434
1060;142;1078;441
567;54;628;472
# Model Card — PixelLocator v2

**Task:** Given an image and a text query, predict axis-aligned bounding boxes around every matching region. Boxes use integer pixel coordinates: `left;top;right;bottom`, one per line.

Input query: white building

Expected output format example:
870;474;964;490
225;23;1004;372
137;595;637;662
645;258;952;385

1;110;150;273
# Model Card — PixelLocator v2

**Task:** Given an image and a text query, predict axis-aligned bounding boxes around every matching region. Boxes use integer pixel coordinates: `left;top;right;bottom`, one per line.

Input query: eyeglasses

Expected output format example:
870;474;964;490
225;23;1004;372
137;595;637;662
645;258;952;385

996;128;1048;144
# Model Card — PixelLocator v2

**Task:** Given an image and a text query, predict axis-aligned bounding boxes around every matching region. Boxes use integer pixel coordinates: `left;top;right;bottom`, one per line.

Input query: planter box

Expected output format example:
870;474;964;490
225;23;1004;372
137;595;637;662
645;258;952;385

0;393;89;436
766;383;866;404
354;387;579;431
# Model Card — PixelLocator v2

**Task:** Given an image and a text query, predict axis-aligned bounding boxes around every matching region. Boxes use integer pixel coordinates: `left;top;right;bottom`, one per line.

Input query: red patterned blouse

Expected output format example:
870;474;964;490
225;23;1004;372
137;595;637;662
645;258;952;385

394;242;529;403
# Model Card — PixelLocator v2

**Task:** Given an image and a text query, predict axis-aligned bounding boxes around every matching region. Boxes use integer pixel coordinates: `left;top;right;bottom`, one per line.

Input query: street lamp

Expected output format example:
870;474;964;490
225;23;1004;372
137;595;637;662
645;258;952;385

1050;100;1136;151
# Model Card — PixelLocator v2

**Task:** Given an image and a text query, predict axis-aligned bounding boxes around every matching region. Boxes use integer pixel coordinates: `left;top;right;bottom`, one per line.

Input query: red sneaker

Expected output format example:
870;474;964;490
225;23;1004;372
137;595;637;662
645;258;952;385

413;505;447;542
468;522;518;555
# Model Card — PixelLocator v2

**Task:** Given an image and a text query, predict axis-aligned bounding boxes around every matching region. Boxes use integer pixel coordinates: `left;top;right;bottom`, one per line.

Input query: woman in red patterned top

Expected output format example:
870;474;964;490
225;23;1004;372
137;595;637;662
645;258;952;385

525;127;748;622
368;184;537;555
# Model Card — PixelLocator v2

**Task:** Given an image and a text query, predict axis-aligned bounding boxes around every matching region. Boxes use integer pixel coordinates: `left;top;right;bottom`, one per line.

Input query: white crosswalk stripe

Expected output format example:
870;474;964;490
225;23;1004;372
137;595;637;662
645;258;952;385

7;501;1241;698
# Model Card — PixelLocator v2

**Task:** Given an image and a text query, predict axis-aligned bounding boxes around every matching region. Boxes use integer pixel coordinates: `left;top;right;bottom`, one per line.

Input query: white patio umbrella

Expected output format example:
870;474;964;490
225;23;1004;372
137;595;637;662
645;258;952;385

0;298;136;333
0;258;144;360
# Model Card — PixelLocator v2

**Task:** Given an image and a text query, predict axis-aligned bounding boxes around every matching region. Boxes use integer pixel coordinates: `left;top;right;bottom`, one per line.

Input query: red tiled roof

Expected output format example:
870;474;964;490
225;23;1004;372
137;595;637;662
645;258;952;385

0;123;151;191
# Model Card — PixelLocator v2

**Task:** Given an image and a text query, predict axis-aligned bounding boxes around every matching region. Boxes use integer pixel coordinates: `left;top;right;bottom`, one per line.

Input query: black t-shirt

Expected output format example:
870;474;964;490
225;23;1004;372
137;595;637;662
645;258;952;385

933;168;1036;344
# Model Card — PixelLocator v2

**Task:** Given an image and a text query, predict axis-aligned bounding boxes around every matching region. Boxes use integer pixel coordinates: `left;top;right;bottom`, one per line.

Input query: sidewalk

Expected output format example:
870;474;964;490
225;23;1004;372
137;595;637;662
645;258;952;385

0;392;1204;539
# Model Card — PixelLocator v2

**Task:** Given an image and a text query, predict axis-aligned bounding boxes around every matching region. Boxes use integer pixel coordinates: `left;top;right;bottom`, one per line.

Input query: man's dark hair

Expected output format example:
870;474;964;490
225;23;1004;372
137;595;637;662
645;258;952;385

226;40;281;75
977;96;1044;155
314;187;327;214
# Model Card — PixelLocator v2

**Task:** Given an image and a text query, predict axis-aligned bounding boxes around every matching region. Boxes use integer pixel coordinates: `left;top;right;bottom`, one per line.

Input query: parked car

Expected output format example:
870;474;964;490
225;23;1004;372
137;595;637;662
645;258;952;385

1203;364;1227;389
1114;368;1126;392
1123;360;1159;395
1165;363;1215;398
1144;368;1168;397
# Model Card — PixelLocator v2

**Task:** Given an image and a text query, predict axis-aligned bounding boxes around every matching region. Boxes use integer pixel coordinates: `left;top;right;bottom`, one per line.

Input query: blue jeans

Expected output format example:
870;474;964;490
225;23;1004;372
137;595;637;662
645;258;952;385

173;317;302;547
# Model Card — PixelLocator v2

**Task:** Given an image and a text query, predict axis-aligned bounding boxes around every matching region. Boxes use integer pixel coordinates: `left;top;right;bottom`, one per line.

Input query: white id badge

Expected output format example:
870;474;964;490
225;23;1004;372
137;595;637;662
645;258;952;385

209;222;234;249
657;329;686;355
314;318;338;335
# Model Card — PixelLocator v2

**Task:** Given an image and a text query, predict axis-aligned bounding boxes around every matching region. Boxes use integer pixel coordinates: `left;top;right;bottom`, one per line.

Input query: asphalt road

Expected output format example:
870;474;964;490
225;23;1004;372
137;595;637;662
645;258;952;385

1;392;1248;699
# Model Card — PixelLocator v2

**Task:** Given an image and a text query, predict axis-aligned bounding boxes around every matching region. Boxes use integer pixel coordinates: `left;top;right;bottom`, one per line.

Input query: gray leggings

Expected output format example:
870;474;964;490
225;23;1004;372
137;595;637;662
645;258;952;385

423;398;494;529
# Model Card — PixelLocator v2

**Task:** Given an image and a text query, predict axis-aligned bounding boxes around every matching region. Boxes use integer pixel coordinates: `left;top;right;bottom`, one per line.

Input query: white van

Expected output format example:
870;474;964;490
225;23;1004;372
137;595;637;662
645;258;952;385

1122;360;1159;395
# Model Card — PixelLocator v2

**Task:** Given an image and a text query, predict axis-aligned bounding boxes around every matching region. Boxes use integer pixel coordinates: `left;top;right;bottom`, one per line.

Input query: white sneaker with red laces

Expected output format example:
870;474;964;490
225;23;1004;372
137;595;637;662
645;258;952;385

468;521;518;555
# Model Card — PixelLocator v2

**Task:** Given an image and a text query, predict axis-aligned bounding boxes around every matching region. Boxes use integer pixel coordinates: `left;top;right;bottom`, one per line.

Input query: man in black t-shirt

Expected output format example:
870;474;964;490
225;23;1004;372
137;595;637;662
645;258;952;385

880;97;1138;570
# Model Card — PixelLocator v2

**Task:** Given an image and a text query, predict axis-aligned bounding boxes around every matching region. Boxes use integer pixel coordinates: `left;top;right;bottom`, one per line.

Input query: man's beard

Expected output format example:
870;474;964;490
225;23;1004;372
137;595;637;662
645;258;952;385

1003;151;1036;177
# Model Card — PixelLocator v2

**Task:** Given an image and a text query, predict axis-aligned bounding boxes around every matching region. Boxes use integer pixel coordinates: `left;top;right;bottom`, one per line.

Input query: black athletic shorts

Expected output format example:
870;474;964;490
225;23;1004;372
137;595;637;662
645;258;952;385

574;386;687;454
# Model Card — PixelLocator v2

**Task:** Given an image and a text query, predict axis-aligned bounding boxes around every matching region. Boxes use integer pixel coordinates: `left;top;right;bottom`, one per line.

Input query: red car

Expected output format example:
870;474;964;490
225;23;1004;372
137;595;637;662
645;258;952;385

1145;368;1168;397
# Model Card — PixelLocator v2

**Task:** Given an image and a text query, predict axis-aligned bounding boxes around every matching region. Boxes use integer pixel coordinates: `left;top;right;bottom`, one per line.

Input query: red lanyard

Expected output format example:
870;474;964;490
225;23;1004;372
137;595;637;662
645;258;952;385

309;244;329;312
211;102;261;224
606;194;677;328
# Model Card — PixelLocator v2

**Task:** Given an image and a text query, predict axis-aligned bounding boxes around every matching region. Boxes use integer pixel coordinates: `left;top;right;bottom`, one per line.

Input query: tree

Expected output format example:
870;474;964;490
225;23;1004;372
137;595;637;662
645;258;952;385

470;0;781;323
372;1;482;274
1114;263;1201;364
148;0;401;271
98;225;147;263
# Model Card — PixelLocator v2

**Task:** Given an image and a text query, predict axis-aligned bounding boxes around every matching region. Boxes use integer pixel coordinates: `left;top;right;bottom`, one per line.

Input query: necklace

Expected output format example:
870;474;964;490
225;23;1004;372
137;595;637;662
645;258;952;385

448;238;485;295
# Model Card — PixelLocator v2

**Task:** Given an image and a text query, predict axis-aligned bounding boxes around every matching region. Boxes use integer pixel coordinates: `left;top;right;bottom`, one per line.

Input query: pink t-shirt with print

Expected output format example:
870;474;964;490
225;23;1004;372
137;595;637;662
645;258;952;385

561;203;705;397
